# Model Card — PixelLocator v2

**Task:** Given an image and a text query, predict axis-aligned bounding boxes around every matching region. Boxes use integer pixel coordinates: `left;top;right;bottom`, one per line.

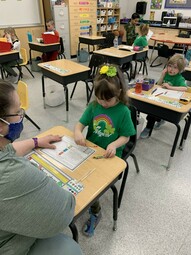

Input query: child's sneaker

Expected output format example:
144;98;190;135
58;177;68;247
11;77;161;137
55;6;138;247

82;209;102;237
140;127;151;139
154;120;165;130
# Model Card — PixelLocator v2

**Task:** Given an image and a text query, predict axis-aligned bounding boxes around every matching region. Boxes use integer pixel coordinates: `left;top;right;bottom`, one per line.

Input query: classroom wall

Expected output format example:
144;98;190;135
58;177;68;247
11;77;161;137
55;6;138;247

119;0;191;21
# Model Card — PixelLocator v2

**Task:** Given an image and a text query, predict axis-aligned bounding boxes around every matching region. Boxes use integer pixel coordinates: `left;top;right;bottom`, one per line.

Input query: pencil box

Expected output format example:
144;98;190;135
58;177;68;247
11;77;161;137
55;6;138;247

142;78;155;91
42;34;59;44
0;41;12;52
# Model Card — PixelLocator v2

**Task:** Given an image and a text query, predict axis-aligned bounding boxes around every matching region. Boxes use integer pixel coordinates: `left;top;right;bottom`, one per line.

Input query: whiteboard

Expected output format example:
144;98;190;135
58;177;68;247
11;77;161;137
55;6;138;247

0;0;42;28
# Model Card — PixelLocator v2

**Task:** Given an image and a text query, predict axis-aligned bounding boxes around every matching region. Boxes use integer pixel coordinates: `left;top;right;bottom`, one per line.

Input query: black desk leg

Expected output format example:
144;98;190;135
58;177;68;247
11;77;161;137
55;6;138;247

42;75;46;109
167;124;181;170
64;86;69;122
110;185;118;231
69;221;79;243
179;112;191;150
29;49;32;65
118;162;129;209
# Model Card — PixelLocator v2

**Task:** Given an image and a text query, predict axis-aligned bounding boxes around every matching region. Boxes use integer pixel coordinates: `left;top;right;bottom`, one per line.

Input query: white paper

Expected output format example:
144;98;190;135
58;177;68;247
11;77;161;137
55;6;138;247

151;87;183;99
146;30;154;41
41;136;95;171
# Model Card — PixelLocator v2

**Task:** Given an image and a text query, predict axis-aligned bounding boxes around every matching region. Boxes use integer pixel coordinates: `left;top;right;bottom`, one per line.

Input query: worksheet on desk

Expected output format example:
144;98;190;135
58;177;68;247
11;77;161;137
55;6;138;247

40;136;95;171
151;87;183;99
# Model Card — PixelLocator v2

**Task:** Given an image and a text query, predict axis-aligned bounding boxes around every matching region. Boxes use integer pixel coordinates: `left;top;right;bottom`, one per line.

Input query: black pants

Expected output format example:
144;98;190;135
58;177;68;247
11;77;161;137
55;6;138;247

146;115;161;129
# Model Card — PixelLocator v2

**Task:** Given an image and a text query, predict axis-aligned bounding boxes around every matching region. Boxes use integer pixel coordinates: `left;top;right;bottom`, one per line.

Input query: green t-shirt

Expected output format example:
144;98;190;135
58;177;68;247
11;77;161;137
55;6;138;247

79;102;136;157
163;73;186;87
124;22;137;46
133;35;148;47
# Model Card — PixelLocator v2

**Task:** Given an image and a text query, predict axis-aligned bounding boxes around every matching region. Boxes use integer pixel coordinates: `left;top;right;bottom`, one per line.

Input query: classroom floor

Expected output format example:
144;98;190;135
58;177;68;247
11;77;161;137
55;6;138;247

8;50;191;255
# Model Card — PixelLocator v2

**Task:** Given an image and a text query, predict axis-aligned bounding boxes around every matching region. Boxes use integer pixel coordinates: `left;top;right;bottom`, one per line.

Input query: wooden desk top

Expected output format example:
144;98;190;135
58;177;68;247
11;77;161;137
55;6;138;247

128;85;191;113
151;33;191;45
29;42;60;47
79;35;106;40
93;47;135;58
0;50;19;56
37;126;126;216
38;59;90;77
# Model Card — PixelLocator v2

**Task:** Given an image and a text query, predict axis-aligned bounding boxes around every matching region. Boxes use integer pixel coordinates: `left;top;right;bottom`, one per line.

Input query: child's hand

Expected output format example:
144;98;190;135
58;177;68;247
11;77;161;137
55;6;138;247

104;143;116;158
162;68;167;75
74;132;86;146
38;135;62;149
162;83;171;89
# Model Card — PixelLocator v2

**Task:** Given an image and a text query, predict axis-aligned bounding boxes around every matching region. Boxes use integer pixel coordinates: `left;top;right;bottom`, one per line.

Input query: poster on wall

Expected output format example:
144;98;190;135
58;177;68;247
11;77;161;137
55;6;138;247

150;11;155;20
165;0;191;8
150;0;163;9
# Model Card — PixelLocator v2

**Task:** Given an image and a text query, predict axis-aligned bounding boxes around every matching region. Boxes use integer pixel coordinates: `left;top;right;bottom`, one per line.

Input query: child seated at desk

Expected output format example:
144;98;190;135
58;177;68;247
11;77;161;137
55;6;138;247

2;27;23;84
133;24;149;48
141;54;187;139
74;64;136;237
42;19;60;62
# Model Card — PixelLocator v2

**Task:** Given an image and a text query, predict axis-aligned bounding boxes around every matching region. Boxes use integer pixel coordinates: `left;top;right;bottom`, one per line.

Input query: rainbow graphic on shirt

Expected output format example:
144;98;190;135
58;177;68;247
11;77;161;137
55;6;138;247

93;114;115;137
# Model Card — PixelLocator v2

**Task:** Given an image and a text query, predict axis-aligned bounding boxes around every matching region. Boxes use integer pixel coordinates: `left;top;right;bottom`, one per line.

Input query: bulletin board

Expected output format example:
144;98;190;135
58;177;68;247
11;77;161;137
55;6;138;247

0;0;42;28
165;0;191;9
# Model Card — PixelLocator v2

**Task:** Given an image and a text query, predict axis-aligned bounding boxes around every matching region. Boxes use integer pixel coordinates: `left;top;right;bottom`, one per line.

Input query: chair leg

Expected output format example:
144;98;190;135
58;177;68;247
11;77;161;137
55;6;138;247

150;56;162;67
70;81;78;100
118;162;129;209
85;81;92;105
25;114;40;130
24;66;35;78
130;153;140;173
87;85;94;104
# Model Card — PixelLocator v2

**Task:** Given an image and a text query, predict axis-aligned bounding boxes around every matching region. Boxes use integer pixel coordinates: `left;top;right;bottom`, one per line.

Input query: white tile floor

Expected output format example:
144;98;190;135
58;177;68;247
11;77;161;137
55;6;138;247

9;51;191;255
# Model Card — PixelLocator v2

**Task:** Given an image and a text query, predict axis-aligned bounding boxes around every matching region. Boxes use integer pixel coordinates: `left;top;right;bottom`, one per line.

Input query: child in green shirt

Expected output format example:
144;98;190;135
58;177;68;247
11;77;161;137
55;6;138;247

74;64;136;237
141;54;187;139
133;24;149;48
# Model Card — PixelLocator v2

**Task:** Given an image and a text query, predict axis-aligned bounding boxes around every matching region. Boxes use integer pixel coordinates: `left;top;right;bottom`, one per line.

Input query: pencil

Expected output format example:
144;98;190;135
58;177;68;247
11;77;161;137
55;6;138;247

155;92;163;97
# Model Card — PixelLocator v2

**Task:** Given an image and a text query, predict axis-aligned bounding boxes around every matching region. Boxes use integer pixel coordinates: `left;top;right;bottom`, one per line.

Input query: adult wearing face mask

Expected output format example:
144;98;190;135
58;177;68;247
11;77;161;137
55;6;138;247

0;79;83;255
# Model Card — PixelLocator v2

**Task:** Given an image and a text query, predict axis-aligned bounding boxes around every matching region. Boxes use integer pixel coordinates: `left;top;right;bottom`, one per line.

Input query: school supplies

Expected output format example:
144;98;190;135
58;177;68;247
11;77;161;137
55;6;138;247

0;41;12;52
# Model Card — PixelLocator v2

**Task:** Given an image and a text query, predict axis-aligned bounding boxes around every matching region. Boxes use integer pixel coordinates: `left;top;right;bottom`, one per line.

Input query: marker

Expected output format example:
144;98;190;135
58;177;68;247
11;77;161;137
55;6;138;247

93;155;105;159
151;88;157;95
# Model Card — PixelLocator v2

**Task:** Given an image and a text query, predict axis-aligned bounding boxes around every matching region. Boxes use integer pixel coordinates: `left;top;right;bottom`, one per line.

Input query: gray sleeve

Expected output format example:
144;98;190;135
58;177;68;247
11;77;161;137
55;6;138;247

0;145;75;239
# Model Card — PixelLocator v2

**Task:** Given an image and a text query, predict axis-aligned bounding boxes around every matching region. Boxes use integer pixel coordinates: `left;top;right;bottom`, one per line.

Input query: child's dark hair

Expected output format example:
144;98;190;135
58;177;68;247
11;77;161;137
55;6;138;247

0;79;15;119
94;64;128;104
167;54;186;73
131;13;140;20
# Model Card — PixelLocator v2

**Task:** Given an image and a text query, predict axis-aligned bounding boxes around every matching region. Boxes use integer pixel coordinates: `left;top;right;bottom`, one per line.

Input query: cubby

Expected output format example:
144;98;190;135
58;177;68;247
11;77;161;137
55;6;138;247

97;7;120;35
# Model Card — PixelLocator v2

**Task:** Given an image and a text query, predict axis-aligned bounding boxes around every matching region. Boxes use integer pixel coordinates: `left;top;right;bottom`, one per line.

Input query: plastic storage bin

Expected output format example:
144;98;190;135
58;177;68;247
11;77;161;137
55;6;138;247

31;57;42;72
77;49;89;63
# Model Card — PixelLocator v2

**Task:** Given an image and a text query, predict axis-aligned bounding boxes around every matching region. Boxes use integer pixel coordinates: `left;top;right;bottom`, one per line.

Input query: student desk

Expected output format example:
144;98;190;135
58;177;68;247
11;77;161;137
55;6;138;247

0;50;19;79
78;35;106;53
28;42;60;63
128;86;191;169
37;125;126;241
150;33;191;63
93;47;135;65
38;59;90;122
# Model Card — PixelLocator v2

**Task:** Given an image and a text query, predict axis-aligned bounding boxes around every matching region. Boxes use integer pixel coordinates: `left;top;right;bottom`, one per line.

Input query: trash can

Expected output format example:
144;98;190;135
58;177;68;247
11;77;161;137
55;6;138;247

31;57;42;72
77;49;89;62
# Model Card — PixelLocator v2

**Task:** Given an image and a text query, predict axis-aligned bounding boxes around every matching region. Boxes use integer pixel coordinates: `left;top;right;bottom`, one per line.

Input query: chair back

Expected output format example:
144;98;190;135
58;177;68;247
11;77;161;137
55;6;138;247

99;32;115;49
17;80;29;111
122;105;137;161
20;48;28;65
157;43;171;58
89;54;106;79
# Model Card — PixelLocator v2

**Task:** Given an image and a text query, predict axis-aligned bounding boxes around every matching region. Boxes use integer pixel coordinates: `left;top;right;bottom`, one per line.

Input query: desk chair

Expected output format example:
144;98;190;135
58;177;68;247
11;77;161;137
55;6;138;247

98;32;115;49
15;48;34;79
17;80;40;130
118;105;140;209
150;43;172;68
70;54;106;104
58;37;66;59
